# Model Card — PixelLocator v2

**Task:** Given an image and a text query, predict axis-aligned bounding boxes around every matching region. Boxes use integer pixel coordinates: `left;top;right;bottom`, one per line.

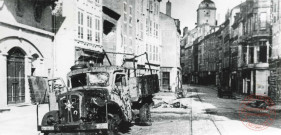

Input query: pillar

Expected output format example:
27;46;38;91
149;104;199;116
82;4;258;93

25;56;32;104
254;46;257;63
0;54;7;107
246;45;249;64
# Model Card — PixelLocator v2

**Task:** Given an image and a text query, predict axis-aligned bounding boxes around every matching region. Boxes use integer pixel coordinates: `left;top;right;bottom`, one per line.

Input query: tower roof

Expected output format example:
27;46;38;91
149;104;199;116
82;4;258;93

198;0;216;10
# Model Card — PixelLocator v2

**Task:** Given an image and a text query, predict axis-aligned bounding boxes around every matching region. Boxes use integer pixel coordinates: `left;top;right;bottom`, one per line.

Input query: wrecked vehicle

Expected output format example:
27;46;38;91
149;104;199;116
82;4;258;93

37;52;159;135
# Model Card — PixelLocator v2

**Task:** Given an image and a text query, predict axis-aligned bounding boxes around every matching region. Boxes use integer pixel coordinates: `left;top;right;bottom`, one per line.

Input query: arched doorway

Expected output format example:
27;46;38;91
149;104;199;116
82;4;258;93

7;47;26;104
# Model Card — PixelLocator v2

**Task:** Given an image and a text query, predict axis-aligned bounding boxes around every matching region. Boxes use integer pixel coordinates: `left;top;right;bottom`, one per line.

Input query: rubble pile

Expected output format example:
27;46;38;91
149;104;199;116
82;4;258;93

152;95;189;109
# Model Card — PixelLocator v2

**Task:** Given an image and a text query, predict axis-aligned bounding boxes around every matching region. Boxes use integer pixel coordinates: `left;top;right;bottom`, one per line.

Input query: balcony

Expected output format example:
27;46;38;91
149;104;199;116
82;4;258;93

254;63;269;69
242;62;269;70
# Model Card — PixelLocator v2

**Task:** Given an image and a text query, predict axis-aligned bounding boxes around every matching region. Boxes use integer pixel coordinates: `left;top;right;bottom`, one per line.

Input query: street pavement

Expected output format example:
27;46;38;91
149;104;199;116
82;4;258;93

0;85;281;135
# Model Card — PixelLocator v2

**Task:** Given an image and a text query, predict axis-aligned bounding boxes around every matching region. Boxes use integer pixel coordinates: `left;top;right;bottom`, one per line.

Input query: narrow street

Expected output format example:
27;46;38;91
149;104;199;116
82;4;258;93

1;85;281;135
121;85;281;135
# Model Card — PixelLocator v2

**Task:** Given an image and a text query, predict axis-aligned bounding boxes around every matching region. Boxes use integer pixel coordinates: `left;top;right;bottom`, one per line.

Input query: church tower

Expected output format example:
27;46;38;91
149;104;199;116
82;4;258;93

197;0;216;26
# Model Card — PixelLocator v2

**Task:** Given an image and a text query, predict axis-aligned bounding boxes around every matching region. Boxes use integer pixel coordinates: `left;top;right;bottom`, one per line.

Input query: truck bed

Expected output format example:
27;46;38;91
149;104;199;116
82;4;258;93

129;74;160;101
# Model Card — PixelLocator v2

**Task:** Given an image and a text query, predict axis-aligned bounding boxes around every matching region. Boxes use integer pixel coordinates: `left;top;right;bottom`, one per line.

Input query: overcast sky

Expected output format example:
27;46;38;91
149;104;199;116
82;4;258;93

160;0;245;33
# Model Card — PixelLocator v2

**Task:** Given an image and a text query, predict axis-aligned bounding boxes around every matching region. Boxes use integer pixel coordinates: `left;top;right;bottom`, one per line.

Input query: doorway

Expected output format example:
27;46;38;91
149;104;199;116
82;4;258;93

7;47;25;104
162;72;170;90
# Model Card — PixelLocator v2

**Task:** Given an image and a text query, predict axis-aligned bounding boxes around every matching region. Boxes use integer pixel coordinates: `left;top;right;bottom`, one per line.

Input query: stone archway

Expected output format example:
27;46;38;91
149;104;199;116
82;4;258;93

7;47;26;104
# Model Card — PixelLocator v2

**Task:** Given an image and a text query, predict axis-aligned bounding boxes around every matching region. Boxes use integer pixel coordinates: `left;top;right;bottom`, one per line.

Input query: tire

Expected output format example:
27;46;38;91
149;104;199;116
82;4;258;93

139;103;152;126
107;114;121;135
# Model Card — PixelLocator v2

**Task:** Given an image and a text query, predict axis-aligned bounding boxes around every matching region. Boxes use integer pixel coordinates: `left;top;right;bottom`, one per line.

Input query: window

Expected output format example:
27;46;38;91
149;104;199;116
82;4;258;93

258;41;267;63
162;72;170;89
123;3;127;22
154;22;156;36
78;10;84;39
149;1;153;12
156;24;158;38
87;15;92;41
129;6;132;15
260;12;267;29
129;15;132;24
129;26;132;35
123;2;127;12
150;21;152;34
149;44;152;60
254;14;257;31
88;72;109;87
141;0;144;14
140;23;144;39
123;23;127;33
115;74;127;86
153;45;156;61
123;36;126;46
129;38;133;46
146;19;149;35
71;73;87;88
124;12;127;22
154;3;156;15
95;18;100;43
248;47;254;64
156;46;158;61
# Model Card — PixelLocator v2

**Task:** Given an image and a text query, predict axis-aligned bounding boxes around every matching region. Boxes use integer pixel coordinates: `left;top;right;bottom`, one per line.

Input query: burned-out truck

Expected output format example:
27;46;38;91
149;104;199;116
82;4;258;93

38;54;159;135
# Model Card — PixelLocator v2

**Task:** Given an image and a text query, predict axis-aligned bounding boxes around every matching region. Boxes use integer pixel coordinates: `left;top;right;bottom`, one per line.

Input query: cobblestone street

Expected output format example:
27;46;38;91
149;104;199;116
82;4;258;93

1;85;281;135
120;85;281;135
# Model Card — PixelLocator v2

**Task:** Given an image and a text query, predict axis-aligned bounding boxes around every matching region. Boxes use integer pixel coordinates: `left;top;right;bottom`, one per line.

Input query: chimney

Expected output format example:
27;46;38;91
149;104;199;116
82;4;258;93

166;0;171;16
183;27;188;36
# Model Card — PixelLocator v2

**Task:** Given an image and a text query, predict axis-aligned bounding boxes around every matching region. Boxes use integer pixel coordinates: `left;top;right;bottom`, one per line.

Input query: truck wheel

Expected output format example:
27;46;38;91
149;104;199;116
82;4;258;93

139;103;152;126
107;114;120;135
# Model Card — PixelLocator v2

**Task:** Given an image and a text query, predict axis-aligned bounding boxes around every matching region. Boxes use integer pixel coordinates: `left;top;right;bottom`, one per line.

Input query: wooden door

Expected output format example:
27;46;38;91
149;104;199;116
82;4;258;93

7;48;25;104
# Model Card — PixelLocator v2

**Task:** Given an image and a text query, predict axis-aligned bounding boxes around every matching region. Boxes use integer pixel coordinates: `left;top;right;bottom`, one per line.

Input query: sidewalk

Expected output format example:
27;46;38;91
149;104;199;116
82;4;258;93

0;104;49;135
185;84;281;113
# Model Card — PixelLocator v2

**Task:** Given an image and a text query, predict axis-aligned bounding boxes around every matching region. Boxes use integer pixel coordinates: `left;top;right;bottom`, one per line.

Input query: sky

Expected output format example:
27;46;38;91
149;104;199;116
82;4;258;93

160;0;245;33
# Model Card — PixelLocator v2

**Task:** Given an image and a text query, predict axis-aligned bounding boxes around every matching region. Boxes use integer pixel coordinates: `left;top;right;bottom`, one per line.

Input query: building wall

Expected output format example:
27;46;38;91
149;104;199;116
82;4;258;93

54;0;103;81
160;12;181;91
143;0;161;73
102;0;122;66
256;70;270;95
272;0;281;59
269;0;281;103
102;0;137;67
0;0;55;107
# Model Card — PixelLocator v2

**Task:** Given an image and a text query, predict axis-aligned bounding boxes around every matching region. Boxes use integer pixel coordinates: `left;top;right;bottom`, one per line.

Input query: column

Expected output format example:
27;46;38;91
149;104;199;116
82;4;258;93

24;56;32;104
254;46;257;63
266;41;269;63
0;54;7;107
251;70;254;94
246;45;249;64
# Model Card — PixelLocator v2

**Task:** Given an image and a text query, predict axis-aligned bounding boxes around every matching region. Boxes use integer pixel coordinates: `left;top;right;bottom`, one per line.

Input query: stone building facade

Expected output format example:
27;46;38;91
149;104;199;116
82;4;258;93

181;0;273;96
0;0;56;107
53;0;103;81
269;0;281;103
160;1;181;92
134;0;161;76
103;0;161;78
